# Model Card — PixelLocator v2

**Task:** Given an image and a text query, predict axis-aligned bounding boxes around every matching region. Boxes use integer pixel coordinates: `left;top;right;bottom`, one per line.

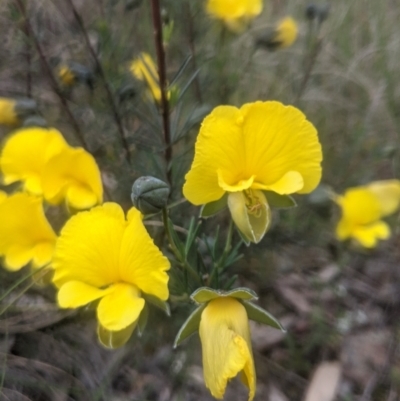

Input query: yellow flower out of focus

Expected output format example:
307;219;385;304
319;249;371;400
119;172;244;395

200;297;255;400
206;0;262;32
0;192;56;271
130;52;170;103
335;180;400;248
0;127;103;210
274;17;298;49
0;97;19;126
58;64;76;87
183;101;322;243
52;203;170;345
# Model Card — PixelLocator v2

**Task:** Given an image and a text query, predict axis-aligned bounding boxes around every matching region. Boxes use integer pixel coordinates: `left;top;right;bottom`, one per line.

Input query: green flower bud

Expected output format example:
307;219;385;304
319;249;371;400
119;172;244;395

131;176;170;215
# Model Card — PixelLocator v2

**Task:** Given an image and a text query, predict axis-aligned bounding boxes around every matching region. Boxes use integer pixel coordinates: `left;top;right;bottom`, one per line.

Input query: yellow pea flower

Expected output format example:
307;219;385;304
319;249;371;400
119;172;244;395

200;297;255;400
273;17;298;49
0;127;103;209
130;52;170;103
0;98;19;126
52;203;170;346
335;180;400;248
58;64;77;87
0;192;56;271
183;101;323;243
206;0;262;32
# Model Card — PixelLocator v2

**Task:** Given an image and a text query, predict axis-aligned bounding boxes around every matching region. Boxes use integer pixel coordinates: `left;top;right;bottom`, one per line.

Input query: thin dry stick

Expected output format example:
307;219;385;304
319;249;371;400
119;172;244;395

150;0;172;183
14;0;88;149
20;0;32;97
65;0;132;164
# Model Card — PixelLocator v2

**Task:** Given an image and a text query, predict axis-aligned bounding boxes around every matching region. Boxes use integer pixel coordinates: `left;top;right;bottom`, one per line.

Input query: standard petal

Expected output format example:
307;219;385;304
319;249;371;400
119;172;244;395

240;101;322;194
119;207;170;300
52;203;125;288
352;221;390;248
0;193;56;271
97;283;145;331
0;98;18;126
42;147;103;209
58;281;110;308
367;180;400;217
183;106;246;205
199;297;255;401
0;127;68;194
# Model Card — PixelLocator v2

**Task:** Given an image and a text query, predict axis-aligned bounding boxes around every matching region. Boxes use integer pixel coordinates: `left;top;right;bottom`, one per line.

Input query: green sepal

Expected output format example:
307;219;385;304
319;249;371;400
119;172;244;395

242;300;285;331
263;191;297;209
190;286;258;304
200;193;228;218
143;294;170;316
173;303;206;348
236;226;251;246
137;303;149;337
97;323;136;349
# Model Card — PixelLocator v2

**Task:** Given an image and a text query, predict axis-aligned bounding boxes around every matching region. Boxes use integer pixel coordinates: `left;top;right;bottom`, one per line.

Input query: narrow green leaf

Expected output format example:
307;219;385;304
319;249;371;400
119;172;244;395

170;54;192;86
143;294;170;316
242;301;285;331
200;193;228;218
263;191;297;209
173;304;205;348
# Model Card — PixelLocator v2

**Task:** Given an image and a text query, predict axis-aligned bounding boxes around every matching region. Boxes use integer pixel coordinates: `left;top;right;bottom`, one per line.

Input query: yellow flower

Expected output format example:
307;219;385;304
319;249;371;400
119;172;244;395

183;101;322;243
58;65;76;87
200;297;255;400
335;180;400;248
206;0;262;32
274;17;298;49
0;98;19;126
130;52;170;103
52;203;170;345
0;127;103;209
0;192;56;271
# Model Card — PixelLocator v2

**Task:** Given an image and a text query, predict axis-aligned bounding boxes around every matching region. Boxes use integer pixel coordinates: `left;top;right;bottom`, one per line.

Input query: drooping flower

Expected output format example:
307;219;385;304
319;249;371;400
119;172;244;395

183;101;323;243
58;64;77;87
0;192;56;271
335;180;400;248
200;297;255;400
206;0;263;32
0;127;103;209
256;17;298;50
52;203;170;347
130;53;169;103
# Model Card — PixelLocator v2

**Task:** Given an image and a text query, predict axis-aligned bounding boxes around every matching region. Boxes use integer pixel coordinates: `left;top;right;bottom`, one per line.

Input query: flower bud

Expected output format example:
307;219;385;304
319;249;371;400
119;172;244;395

305;4;318;20
131;176;170;214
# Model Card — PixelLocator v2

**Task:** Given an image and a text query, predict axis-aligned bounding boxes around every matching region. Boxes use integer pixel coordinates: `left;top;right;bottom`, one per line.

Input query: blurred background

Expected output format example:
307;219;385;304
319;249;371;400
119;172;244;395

0;0;399;400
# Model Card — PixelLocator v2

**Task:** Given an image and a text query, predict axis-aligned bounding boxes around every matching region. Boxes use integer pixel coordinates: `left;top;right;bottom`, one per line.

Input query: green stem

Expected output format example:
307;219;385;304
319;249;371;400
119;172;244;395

162;208;202;285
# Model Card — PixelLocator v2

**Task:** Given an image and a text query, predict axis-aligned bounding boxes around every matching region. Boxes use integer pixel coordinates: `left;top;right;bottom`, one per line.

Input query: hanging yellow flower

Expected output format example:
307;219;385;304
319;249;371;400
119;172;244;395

52;203;170;347
200;297;255;400
58;64;77;87
0;98;19;126
183;101;323;243
335;180;400;248
274;17;298;49
0;127;103;209
0;192;56;271
206;0;263;32
130;52;169;103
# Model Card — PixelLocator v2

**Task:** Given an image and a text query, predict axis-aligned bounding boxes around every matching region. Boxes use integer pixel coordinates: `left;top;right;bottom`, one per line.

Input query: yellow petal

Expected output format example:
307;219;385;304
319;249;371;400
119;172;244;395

0;193;56;271
366;180;400;217
199;297;255;401
183;106;246;205
274;17;298;49
240;101;322;194
206;0;262;20
119;207;170;300
252;171;304;195
97;283;145;331
42;147;103;209
218;171;254;192
228;190;271;244
58;281;110;308
52;203;125;288
352;221;390;248
0;127;68;194
0;191;8;204
0;98;19;126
